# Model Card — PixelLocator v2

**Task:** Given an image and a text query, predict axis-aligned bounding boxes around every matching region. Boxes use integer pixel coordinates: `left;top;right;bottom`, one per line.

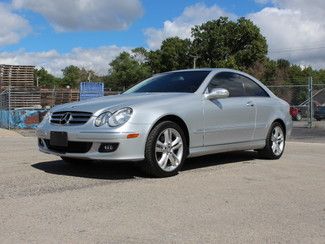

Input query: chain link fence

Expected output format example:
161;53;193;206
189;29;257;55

1;80;324;129
0;88;119;129
267;82;325;127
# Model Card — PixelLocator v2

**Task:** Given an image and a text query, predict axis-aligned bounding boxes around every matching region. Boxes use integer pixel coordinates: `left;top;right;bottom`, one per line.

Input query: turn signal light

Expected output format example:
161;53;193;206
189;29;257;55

127;133;140;139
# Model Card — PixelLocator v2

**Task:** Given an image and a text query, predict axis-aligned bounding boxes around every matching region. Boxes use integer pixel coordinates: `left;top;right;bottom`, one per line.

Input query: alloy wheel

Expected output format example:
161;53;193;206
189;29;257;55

155;128;184;172
271;126;284;156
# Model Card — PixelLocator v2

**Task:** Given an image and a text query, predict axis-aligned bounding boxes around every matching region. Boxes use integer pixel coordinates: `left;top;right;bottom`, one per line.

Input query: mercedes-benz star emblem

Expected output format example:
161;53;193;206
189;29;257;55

60;113;72;124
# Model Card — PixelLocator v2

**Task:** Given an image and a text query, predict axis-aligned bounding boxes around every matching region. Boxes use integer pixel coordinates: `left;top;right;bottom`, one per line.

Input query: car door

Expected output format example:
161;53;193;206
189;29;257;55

203;72;256;146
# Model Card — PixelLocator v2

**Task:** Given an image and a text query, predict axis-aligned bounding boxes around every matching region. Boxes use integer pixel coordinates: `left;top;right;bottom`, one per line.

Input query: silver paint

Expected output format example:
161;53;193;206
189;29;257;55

37;68;293;161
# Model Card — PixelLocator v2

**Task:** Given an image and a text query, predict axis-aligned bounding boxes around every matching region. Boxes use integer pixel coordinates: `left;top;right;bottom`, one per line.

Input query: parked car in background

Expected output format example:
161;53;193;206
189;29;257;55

37;68;292;177
314;106;325;121
290;107;302;121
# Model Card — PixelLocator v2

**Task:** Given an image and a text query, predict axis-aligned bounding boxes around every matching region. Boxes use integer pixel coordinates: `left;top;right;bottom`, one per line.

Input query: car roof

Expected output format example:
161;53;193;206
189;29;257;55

158;68;243;75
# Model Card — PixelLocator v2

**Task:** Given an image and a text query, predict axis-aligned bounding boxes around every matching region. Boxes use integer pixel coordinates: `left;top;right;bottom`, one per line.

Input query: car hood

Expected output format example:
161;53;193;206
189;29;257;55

51;93;191;114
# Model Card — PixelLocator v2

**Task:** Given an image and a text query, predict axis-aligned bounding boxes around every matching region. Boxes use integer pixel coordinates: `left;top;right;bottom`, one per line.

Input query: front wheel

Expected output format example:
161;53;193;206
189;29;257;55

142;121;187;177
258;122;285;159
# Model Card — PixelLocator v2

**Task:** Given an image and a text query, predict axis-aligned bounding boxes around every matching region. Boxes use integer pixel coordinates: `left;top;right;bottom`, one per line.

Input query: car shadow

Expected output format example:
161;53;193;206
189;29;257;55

31;151;258;180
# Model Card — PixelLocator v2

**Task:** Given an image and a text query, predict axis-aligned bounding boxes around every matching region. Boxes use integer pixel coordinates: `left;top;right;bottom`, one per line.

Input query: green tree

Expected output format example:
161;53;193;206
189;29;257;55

147;50;162;73
159;37;192;72
79;67;102;82
191;17;268;69
34;67;61;88
108;51;151;91
62;65;81;88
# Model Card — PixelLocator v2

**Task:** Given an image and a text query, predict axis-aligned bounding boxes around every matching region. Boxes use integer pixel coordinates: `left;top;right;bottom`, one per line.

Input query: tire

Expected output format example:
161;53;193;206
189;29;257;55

141;121;188;177
258;122;285;159
61;157;91;165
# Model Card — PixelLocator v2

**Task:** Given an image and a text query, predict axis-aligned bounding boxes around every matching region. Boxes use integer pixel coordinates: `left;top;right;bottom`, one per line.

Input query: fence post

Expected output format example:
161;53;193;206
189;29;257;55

308;77;313;128
8;78;11;130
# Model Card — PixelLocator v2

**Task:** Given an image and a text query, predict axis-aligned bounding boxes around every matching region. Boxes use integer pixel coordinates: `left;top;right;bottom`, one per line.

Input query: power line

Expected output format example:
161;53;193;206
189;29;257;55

269;46;325;54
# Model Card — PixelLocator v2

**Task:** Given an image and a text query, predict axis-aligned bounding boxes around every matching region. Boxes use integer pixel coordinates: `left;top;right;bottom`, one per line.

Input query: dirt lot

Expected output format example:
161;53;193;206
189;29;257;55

0;129;324;243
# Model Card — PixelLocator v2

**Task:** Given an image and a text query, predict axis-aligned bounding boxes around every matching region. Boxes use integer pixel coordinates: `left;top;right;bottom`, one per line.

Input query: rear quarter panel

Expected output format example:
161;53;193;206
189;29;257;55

254;97;292;140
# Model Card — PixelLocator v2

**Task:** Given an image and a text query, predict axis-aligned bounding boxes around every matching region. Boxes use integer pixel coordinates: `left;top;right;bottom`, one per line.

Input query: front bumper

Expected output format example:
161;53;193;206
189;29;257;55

37;122;149;161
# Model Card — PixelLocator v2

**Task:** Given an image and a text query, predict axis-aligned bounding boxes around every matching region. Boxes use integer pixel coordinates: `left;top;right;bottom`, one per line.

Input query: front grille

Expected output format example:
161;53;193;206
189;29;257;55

44;139;92;153
50;111;92;125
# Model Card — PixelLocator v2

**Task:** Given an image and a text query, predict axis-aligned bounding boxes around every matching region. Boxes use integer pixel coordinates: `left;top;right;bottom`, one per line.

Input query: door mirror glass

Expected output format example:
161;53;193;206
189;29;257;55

205;88;229;100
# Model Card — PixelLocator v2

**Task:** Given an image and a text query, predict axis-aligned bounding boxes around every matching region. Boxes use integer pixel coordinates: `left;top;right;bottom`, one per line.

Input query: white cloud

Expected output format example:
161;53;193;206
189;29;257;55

144;1;325;68
0;3;31;46
0;46;130;76
249;0;325;68
12;0;143;31
144;3;235;49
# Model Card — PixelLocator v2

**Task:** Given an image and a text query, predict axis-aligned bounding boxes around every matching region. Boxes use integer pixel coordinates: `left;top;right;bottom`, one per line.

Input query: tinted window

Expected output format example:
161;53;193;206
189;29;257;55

125;71;210;93
207;72;245;97
242;76;269;97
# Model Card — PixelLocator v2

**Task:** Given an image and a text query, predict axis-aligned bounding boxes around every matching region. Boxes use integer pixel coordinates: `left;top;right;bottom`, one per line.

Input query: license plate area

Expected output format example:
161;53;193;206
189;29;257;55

50;131;68;147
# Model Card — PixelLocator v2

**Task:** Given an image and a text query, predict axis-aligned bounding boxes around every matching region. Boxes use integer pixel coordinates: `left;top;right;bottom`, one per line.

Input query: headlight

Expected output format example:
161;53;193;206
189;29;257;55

38;111;51;127
41;111;51;123
94;111;112;127
108;107;133;127
94;107;132;127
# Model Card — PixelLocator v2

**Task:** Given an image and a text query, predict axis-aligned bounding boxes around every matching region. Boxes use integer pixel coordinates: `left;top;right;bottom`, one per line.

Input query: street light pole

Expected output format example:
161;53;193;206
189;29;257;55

190;55;199;69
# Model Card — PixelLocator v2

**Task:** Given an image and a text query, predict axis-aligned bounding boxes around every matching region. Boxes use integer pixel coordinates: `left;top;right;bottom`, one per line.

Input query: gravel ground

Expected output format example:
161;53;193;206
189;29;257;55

0;130;324;243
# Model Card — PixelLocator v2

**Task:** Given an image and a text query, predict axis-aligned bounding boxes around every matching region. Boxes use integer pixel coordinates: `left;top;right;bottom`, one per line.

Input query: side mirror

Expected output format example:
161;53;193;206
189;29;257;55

204;88;229;100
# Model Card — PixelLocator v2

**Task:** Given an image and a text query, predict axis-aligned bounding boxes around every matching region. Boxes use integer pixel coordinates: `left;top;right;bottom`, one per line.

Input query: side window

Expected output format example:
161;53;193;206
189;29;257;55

241;76;269;97
207;72;245;97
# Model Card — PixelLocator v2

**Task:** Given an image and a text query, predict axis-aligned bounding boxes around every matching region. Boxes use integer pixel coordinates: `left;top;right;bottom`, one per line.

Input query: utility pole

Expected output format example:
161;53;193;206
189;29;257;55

87;72;91;82
190;55;199;69
308;76;313;128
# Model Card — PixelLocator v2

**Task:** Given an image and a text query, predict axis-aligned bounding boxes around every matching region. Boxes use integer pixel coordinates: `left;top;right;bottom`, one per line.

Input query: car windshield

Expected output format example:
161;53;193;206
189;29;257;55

124;71;211;94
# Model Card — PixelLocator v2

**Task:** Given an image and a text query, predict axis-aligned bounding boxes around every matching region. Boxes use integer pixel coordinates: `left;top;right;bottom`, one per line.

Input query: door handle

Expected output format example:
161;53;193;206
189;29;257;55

246;101;255;107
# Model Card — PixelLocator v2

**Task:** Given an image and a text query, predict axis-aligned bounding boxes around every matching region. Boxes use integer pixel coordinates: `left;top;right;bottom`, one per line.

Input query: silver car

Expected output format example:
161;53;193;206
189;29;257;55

37;68;292;177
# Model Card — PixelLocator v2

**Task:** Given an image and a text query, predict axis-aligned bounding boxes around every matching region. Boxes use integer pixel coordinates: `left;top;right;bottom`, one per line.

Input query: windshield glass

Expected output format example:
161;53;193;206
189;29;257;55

124;71;211;94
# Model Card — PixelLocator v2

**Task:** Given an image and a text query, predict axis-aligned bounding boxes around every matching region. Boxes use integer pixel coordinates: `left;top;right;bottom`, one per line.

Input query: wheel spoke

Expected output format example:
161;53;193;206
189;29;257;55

272;143;276;152
155;146;164;153
172;143;182;150
172;137;182;150
168;153;175;165
164;129;171;143
156;141;165;153
171;136;181;147
170;152;179;166
158;153;169;169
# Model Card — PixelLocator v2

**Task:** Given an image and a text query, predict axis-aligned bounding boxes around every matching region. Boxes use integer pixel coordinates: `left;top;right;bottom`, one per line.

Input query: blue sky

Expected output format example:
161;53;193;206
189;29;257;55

1;0;269;52
0;0;324;75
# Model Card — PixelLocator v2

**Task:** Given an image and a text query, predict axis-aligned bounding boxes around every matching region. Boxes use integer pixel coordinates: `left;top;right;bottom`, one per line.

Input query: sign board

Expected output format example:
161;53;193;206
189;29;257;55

80;82;104;101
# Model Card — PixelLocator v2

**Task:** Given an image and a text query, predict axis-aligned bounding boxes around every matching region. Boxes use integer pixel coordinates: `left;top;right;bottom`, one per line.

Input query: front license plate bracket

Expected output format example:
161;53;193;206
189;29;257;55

50;131;68;147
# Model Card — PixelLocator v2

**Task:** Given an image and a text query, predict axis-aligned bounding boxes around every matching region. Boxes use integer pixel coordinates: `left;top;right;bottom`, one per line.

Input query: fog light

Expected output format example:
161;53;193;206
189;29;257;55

98;143;119;153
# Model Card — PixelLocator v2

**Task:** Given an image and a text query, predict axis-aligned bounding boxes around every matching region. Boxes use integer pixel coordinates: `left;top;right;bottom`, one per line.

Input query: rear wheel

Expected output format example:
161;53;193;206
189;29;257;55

258;122;285;159
141;121;187;177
